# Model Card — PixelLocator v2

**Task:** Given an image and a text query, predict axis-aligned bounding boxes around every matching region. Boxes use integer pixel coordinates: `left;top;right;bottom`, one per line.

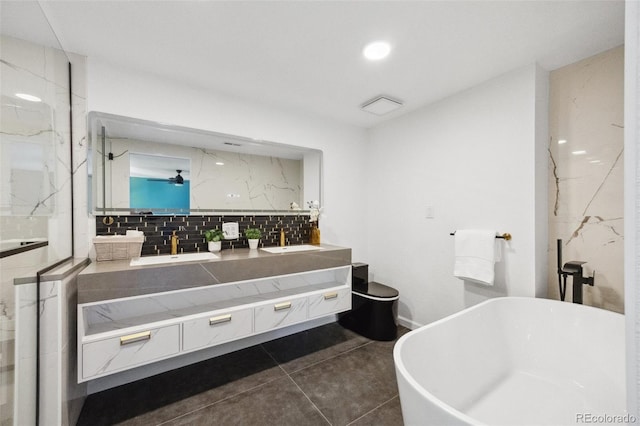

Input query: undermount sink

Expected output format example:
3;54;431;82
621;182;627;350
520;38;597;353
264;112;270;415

130;252;218;266
260;245;324;254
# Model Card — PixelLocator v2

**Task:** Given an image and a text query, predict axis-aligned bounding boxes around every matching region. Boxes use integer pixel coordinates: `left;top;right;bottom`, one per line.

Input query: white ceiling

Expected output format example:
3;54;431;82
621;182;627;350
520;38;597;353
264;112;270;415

2;1;626;128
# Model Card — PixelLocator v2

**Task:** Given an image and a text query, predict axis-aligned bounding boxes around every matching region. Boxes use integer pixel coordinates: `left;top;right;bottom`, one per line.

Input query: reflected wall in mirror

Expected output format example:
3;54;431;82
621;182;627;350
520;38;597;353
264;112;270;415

129;153;190;212
1;97;56;217
88;112;322;214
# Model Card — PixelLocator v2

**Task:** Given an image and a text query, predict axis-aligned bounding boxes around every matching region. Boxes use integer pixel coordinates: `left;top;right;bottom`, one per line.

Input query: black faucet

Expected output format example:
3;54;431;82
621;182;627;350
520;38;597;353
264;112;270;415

561;260;595;304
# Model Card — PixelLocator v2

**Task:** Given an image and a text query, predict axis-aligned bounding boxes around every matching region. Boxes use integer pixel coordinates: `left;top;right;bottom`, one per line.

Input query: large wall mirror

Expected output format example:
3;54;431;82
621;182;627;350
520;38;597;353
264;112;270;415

88;112;323;215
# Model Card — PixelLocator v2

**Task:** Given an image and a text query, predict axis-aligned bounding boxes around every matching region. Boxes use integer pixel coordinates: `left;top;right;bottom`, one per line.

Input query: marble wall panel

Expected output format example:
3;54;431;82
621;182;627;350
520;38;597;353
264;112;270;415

1;33;73;324
61;273;86;426
70;50;89;258
1;34;88;425
14;283;36;425
0;35;74;255
548;46;624;312
14;274;86;426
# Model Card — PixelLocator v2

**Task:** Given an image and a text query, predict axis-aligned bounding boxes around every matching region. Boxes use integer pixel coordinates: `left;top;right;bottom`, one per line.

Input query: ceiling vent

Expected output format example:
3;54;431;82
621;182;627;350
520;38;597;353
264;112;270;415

360;96;403;116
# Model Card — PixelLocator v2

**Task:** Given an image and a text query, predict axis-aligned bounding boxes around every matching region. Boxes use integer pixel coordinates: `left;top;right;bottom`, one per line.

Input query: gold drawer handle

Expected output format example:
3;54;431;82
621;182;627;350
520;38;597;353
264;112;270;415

274;302;292;311
120;331;151;346
209;314;232;325
324;292;338;300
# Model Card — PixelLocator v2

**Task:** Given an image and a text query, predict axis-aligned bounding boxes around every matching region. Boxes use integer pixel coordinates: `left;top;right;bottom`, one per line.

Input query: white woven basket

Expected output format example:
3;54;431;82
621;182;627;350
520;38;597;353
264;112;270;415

93;235;144;261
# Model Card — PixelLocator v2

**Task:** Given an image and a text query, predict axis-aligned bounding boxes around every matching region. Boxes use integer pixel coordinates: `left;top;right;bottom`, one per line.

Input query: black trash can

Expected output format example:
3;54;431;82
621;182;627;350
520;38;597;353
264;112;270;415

339;263;399;341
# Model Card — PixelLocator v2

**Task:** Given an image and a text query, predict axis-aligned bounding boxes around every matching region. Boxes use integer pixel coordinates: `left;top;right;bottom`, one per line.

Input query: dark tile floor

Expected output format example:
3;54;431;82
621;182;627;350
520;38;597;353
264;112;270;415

77;323;408;426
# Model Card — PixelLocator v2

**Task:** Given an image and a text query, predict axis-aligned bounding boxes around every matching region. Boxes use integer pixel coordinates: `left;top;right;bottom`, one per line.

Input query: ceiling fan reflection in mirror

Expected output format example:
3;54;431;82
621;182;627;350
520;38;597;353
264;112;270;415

147;170;185;186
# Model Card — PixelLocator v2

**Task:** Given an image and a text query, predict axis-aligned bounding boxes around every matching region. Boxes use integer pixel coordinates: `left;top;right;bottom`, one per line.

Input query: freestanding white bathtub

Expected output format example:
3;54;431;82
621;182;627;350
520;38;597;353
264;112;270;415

394;297;627;425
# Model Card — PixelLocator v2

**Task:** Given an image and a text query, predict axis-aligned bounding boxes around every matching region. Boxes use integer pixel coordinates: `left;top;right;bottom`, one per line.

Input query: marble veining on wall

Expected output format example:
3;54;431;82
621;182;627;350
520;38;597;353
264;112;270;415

1;40;60;227
1;35;69;424
1;34;88;425
97;136;302;211
547;46;624;313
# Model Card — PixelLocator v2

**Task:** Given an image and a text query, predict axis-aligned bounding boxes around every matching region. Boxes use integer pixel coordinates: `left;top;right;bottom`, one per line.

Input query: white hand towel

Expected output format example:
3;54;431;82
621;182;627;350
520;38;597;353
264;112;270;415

453;230;498;286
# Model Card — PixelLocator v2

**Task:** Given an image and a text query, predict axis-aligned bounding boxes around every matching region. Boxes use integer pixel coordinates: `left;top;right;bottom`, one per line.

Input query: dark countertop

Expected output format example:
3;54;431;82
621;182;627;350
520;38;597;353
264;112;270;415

13;257;91;285
78;244;351;304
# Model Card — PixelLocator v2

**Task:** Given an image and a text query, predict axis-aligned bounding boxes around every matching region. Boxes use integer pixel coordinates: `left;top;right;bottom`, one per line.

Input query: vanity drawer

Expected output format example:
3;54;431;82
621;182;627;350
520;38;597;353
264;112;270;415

82;324;180;379
182;308;253;352
254;297;307;333
308;287;351;318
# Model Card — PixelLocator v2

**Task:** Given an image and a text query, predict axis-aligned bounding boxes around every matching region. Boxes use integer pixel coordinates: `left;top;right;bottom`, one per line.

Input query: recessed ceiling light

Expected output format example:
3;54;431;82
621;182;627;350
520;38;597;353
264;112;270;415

15;93;41;102
558;139;567;144
215;162;224;166
572;150;587;155
363;41;391;61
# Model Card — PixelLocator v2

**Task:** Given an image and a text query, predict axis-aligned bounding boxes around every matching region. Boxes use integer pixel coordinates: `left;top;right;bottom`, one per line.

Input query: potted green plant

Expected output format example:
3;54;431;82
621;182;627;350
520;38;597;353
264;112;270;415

204;229;224;252
244;228;262;249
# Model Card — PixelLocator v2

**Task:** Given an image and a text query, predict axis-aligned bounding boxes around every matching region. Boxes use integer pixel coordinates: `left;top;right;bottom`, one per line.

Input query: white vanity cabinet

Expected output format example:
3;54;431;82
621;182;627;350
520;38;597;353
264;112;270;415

78;265;351;382
308;288;352;318
82;325;180;378
182;307;253;352
254;297;308;333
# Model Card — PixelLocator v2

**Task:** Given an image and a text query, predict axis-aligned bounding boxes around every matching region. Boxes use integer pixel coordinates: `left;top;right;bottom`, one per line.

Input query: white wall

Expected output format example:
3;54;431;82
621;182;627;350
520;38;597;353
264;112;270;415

534;66;550;299
624;0;640;417
83;57;368;259
366;65;548;328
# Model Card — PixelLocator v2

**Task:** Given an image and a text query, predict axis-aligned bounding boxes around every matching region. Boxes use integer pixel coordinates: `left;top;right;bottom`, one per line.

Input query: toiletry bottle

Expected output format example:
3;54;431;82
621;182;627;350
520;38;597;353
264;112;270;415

310;222;321;245
171;230;179;255
280;229;285;246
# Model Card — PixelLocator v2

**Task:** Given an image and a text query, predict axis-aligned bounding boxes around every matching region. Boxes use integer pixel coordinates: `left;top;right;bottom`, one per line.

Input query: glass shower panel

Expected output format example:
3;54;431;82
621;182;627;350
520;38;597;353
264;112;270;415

0;2;72;424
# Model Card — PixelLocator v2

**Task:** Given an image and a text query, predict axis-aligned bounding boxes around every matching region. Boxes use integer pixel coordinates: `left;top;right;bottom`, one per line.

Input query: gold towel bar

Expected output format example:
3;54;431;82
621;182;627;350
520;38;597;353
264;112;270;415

449;232;511;241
